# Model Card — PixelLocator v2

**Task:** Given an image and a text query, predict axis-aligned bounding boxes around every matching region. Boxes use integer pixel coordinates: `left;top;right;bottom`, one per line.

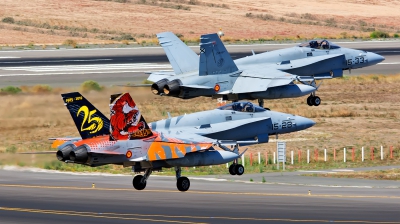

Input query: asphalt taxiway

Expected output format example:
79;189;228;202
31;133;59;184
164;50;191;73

1;167;399;224
0;41;399;88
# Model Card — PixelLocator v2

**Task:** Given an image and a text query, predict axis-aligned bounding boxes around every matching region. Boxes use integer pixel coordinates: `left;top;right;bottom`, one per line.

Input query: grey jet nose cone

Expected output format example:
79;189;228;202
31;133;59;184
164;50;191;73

367;52;385;66
296;116;316;131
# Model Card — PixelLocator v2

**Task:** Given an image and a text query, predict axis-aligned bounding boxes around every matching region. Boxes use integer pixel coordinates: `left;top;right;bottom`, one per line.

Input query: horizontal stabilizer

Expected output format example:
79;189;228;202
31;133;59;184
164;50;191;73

147;71;175;82
157;32;198;75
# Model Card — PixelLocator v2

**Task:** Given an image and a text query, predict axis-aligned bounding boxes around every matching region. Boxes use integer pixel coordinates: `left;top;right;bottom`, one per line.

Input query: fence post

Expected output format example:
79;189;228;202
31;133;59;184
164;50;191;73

307;149;310;164
371;147;374;160
314;149;318;162
344;148;346;163
258;152;261;164
362;147;364;162
381;146;383;160
265;152;268;165
324;148;327;162
390;146;393;159
291;150;294;164
352;148;355;162
273;152;276;164
298;150;301;163
250;153;253;166
334;148;336;161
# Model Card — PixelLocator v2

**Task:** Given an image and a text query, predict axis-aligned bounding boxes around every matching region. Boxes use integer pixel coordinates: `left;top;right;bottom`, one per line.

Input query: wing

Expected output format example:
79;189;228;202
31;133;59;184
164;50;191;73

230;69;296;94
146;131;216;161
157;32;199;75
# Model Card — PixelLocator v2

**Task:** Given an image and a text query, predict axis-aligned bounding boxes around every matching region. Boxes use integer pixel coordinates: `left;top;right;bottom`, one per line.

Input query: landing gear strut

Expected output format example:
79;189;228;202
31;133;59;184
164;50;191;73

175;167;190;192
132;168;152;190
219;143;246;176
258;99;264;108
307;93;321;106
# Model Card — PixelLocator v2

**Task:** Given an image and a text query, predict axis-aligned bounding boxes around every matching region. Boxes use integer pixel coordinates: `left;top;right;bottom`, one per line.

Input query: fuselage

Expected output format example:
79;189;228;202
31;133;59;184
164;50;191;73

150;102;315;143
153;40;384;100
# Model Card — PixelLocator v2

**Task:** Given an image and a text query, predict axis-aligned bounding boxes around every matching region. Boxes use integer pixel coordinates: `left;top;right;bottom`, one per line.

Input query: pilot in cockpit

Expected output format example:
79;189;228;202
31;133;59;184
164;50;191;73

309;40;319;49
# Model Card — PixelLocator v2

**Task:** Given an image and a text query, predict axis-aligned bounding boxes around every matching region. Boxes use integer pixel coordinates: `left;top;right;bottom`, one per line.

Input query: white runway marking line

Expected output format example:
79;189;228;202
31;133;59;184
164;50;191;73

0;63;172;76
0;56;21;59
0;59;112;64
0;70;172;77
378;62;400;65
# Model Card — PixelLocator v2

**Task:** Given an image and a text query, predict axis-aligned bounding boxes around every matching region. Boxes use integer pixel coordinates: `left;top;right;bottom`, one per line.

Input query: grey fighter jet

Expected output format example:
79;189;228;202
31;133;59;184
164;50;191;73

53;92;315;191
148;32;384;107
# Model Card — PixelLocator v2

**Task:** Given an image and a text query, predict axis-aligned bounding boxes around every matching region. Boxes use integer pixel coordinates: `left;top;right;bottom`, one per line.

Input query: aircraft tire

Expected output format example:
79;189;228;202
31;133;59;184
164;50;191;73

312;96;321;106
133;175;146;190
177;177;190;192
307;96;313;106
234;164;245;176
229;164;236;175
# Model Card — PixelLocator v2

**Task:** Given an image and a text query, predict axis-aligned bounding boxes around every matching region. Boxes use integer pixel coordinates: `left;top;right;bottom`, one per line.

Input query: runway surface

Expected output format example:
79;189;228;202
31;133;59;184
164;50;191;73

1;167;399;224
0;41;399;88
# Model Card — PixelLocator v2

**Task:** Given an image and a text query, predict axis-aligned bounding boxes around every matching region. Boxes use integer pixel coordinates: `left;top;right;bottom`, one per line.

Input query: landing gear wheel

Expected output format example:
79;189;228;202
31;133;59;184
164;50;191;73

176;176;190;192
132;175;146;190
229;164;236;175
307;96;313;106
234;164;244;176
312;96;321;106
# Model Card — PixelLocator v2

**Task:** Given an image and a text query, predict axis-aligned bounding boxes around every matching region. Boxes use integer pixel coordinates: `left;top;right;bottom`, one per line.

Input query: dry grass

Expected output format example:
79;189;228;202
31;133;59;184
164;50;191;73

1;0;400;45
1;74;400;157
303;168;400;180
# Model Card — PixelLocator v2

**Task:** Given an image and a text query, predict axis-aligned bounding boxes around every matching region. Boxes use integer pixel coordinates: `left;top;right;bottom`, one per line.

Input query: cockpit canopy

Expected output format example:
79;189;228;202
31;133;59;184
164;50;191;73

297;39;340;50
218;102;266;113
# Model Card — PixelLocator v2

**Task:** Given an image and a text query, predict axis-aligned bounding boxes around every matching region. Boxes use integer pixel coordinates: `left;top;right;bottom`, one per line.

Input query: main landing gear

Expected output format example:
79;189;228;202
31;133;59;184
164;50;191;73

258;99;264;108
307;93;321;106
175;167;190;192
132;168;152;190
132;167;190;192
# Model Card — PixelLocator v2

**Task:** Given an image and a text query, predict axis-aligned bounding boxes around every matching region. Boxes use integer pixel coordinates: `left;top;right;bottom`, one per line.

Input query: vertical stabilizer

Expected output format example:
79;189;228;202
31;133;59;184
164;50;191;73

62;92;110;139
199;33;238;76
157;32;199;75
109;93;153;141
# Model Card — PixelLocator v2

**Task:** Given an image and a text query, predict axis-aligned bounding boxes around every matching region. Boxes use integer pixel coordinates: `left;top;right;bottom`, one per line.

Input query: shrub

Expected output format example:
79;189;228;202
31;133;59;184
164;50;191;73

2;17;14;24
6;145;17;153
370;31;389;38
31;84;52;93
81;80;103;92
63;39;77;48
27;42;35;48
394;33;399;38
1;86;21;94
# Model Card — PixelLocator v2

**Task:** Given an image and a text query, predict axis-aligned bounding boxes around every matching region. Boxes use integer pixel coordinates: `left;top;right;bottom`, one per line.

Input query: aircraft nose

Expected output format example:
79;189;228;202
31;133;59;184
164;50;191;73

367;52;385;66
296;116;316;131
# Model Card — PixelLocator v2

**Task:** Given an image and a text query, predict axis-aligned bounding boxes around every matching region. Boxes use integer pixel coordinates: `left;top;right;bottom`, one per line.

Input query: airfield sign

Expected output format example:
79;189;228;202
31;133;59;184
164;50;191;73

277;141;286;170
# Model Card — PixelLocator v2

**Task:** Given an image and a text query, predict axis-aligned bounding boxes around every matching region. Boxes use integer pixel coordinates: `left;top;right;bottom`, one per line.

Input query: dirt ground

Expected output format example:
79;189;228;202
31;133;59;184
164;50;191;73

1;75;400;155
1;0;400;45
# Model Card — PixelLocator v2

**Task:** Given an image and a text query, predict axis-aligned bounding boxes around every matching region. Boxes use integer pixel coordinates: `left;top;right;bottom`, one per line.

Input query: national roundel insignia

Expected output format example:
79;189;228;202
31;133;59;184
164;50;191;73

126;150;132;158
214;84;221;92
200;48;205;53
